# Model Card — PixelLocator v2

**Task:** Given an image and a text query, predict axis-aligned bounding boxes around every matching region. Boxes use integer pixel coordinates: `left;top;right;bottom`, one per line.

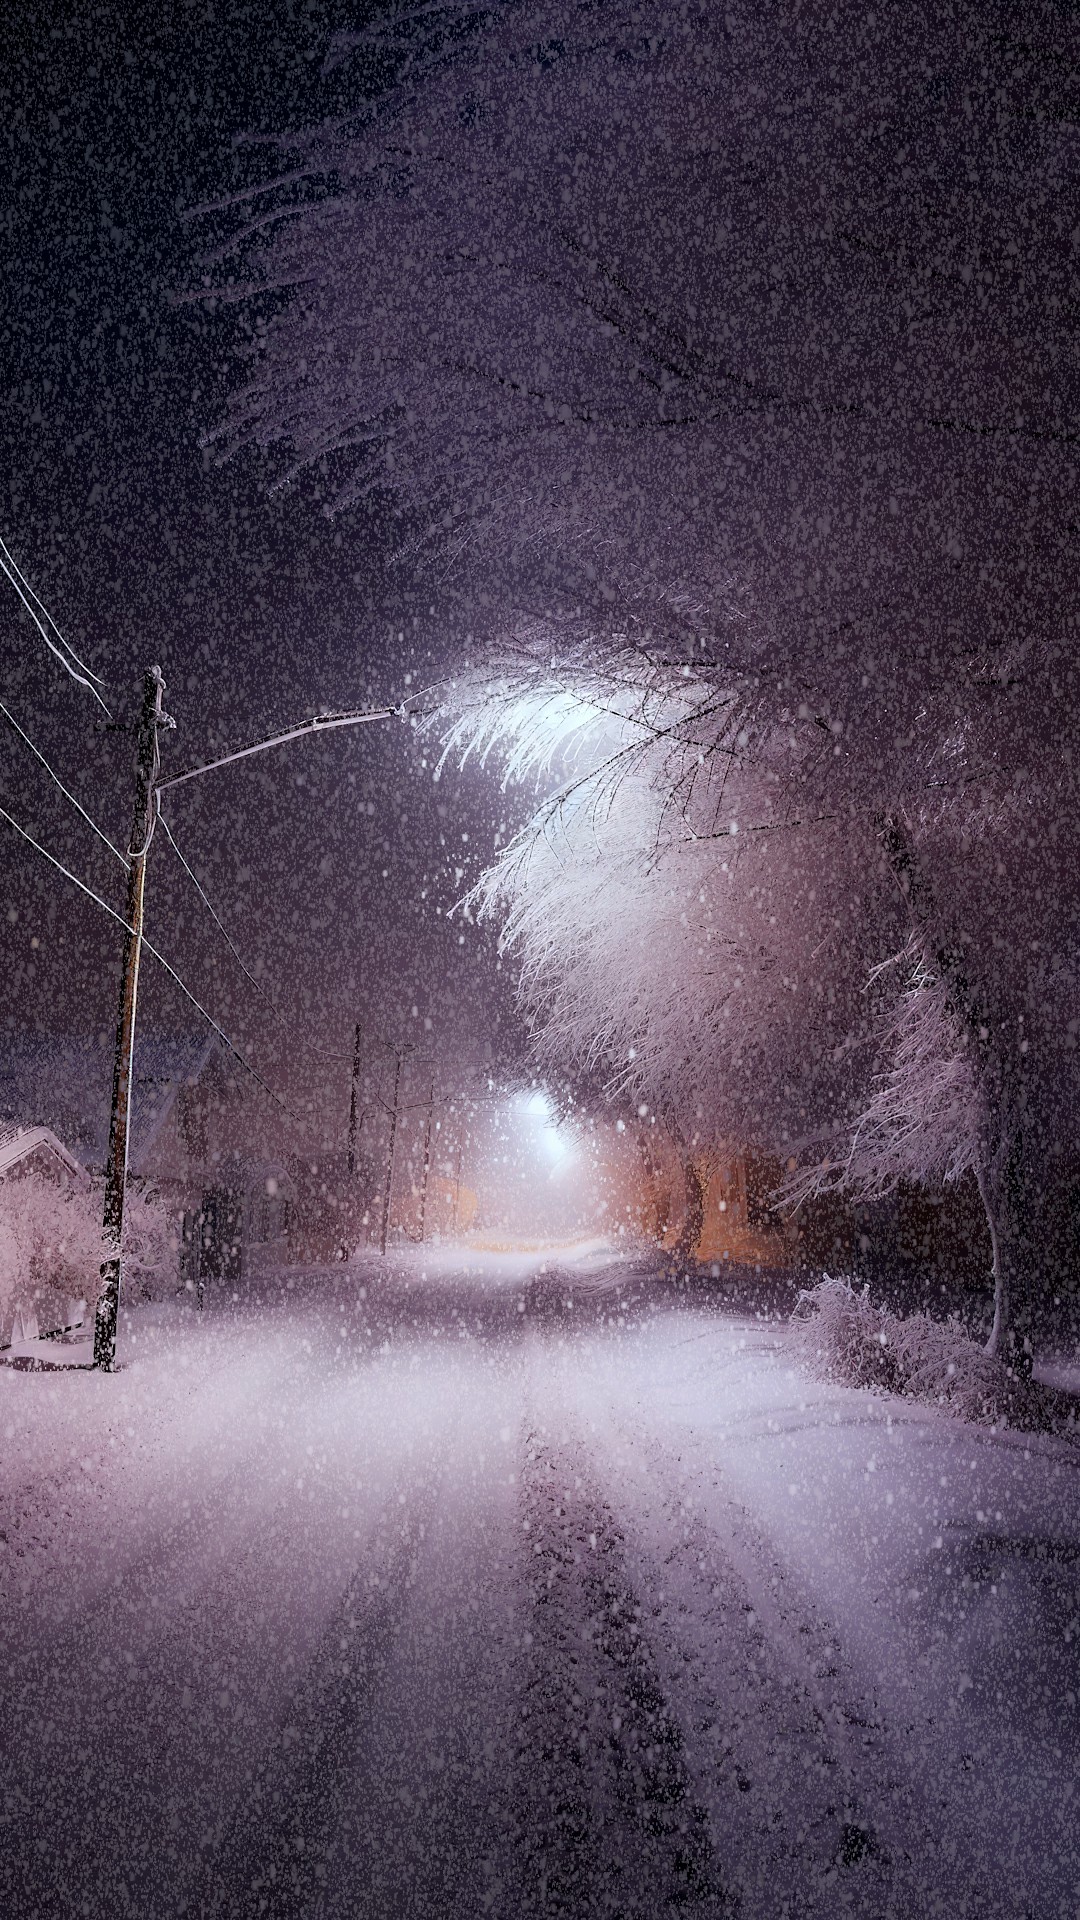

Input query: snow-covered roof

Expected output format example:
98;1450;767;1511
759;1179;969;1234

0;1032;217;1171
0;1125;88;1183
129;1035;217;1173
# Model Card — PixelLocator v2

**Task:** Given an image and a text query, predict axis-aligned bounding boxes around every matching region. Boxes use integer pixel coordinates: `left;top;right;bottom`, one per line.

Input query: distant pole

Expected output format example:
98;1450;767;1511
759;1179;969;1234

94;667;169;1372
379;1049;403;1255
418;1081;435;1242
346;1020;363;1175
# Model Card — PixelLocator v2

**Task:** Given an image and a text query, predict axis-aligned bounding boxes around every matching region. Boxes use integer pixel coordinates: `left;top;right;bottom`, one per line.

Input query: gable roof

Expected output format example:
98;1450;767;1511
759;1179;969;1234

129;1035;217;1172
0;1125;88;1183
0;1032;217;1170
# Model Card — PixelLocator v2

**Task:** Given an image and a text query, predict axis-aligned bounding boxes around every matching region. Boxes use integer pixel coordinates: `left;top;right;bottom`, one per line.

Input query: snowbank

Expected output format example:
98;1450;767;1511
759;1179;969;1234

791;1274;1079;1435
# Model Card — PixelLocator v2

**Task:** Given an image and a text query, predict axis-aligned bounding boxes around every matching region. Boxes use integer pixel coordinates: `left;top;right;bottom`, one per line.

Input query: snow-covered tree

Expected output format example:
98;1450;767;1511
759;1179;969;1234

0;1174;174;1341
203;0;1080;1361
788;805;1080;1366
448;661;1079;1362
448;662;895;1148
207;1;1080;645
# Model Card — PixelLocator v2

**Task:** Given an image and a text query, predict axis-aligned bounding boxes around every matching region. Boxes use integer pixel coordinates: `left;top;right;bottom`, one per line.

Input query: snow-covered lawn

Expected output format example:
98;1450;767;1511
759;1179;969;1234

1;1244;1077;1918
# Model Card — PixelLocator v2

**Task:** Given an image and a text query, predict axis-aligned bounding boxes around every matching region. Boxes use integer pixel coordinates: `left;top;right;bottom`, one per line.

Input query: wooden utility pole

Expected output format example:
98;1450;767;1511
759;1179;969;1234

418;1081;435;1243
379;1048;403;1255
346;1020;363;1175
94;667;169;1372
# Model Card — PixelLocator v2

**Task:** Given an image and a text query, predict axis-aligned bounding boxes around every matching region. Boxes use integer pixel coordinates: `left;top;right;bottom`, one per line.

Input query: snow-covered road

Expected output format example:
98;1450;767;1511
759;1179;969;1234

2;1246;1078;1919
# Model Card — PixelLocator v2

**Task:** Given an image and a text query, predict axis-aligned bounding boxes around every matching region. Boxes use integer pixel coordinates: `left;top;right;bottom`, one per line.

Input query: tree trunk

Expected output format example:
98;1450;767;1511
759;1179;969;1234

670;1159;707;1272
876;812;1039;1370
976;1135;1039;1376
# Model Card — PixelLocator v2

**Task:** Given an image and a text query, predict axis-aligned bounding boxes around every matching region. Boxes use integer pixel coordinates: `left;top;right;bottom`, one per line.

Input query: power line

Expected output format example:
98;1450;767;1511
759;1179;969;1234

156;806;273;1000
0;797;294;1118
0;535;110;712
151;697;430;1063
0;696;129;868
155;802;350;1061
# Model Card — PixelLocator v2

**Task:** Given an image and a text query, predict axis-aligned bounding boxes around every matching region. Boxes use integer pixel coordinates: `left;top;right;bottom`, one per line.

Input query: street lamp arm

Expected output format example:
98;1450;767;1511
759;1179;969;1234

155;701;409;794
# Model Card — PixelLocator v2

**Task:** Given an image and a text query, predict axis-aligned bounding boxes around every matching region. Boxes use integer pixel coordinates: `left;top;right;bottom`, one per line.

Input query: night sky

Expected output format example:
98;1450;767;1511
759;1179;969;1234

0;0;523;1140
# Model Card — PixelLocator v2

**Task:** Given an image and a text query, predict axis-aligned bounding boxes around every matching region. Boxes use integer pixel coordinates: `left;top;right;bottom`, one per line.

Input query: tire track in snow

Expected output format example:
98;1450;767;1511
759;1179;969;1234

197;1475;435;1919
0;1363;316;1916
505;1424;731;1917
0;1452;415;1918
603;1423;895;1917
605;1423;1000;1920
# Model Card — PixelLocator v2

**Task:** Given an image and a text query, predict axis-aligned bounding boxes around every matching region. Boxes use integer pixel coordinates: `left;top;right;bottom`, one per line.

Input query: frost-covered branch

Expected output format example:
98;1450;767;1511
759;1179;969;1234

780;942;981;1208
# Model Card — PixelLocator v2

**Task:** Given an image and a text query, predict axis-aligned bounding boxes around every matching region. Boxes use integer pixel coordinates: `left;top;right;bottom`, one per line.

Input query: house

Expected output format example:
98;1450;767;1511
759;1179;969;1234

0;1030;215;1171
285;1151;375;1263
0;1125;93;1348
135;1045;296;1296
0;1030;385;1296
0;1031;305;1295
0;1125;91;1192
591;1114;1003;1298
0;1035;116;1169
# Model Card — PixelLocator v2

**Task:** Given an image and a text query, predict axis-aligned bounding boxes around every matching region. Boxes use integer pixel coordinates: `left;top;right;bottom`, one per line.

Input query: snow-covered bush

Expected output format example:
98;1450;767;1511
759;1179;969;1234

792;1277;1078;1436
116;1181;177;1305
0;1173;174;1341
0;1175;100;1339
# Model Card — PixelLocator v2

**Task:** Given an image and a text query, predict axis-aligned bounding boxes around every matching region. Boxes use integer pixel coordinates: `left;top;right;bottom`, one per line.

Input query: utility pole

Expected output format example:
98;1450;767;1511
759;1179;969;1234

379;1048;403;1255
94;667;170;1372
418;1081;435;1243
346;1020;363;1175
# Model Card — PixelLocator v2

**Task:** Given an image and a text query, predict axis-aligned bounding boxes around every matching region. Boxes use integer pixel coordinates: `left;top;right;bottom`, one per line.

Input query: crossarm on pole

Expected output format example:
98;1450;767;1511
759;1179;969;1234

155;704;405;793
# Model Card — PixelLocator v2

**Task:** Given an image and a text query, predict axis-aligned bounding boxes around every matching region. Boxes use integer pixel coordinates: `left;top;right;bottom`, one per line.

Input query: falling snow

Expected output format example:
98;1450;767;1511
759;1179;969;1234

2;3;1080;1914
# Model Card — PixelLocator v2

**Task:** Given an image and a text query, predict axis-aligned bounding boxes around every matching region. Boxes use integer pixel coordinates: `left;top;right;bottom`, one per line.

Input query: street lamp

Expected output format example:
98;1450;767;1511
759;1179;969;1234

92;686;407;1371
